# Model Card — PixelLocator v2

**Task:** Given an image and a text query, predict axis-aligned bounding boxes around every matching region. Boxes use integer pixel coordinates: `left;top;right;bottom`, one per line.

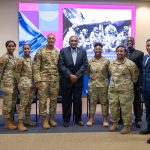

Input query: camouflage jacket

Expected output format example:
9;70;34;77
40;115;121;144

33;46;59;82
0;53;16;85
15;56;33;87
88;56;110;88
109;58;139;92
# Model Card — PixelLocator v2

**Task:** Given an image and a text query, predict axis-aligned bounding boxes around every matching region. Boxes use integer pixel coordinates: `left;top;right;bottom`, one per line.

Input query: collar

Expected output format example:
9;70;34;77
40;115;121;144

127;48;135;53
71;47;77;52
6;53;14;59
114;57;126;64
24;56;31;61
93;56;102;61
147;54;150;57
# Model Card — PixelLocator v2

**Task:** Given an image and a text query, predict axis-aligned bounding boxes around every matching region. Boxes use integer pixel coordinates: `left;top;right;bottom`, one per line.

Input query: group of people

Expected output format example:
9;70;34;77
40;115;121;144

63;22;129;54
0;33;150;143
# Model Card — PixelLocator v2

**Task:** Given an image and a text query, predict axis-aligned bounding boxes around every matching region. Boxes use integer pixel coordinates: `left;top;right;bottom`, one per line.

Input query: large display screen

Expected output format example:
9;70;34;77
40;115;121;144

19;3;136;60
18;3;136;95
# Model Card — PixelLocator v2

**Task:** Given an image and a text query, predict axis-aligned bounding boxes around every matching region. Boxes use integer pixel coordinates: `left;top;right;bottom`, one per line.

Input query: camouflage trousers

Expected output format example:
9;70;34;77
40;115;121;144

1;82;18;119
108;89;134;126
38;81;59;116
89;87;108;117
18;86;36;119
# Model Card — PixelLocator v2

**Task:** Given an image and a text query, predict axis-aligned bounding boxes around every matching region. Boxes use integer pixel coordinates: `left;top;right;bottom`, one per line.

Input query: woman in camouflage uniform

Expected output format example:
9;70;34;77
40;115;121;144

87;42;110;127
15;44;36;131
108;45;139;134
0;40;18;130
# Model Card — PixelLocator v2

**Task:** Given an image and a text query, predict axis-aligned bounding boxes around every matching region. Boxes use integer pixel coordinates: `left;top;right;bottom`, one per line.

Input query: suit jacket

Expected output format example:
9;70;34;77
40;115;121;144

59;46;88;88
142;54;150;92
125;48;144;86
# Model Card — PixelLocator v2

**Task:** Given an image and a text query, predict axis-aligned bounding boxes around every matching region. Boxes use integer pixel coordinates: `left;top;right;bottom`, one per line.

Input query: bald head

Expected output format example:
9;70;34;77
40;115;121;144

47;33;56;48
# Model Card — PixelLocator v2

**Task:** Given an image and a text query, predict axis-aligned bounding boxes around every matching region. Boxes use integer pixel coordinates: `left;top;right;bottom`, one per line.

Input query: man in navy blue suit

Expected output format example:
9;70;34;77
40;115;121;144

59;35;88;127
125;37;144;128
140;39;150;142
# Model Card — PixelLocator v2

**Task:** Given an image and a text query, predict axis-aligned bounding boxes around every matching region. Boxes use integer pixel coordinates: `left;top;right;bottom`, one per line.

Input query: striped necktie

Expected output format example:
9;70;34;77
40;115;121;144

145;56;150;66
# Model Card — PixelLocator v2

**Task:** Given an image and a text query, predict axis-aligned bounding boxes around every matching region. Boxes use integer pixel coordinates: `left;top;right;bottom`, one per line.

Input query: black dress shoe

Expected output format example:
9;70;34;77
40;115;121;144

135;121;142;128
63;122;69;128
76;121;84;126
139;129;150;135
147;138;150;144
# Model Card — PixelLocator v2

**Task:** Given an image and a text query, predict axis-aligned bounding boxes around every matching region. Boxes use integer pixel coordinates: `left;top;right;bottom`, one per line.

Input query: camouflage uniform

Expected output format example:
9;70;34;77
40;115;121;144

108;58;139;126
33;47;59;117
0;53;17;119
15;56;35;120
88;56;110;117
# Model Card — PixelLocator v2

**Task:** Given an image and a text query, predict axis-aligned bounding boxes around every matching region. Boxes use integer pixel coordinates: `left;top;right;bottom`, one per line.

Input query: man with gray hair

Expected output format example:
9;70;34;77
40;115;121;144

59;35;88;127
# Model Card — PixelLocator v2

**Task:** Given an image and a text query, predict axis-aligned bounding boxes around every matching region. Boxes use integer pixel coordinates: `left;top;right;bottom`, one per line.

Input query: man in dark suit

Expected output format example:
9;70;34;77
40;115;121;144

125;37;144;128
59;35;88;127
140;39;150;136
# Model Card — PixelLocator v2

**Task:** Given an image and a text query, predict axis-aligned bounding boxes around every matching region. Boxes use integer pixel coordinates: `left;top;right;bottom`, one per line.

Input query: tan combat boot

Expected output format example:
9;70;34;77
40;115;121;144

5;117;16;128
109;123;118;132
86;117;94;126
24;117;36;126
120;126;130;134
49;114;57;127
42;116;50;129
103;117;109;127
18;119;28;131
10;115;17;127
5;118;17;130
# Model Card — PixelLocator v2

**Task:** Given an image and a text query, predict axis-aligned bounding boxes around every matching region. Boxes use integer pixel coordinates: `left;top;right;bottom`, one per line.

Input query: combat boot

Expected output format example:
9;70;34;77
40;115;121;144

42;116;50;129
5;118;17;130
86;117;94;126
120;126;130;134
103;117;109;127
5;117;17;128
10;118;17;127
24;117;36;126
18;119;28;131
49;114;57;127
109;123;118;132
10;114;17;127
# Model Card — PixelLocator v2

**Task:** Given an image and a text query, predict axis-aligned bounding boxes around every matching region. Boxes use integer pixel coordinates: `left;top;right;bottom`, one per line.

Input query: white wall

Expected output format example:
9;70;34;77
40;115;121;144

0;0;150;56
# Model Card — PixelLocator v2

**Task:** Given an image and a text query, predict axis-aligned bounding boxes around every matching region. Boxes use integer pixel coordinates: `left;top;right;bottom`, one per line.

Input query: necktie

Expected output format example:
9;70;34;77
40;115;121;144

145;56;150;66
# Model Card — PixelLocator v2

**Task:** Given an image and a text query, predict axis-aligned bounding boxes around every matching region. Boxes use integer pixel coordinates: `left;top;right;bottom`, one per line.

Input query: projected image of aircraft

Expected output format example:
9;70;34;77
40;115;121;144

19;12;47;57
63;8;132;60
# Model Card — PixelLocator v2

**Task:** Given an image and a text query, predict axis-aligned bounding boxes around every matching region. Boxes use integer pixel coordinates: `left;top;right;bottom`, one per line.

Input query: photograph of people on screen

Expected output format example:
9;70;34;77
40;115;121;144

63;8;132;60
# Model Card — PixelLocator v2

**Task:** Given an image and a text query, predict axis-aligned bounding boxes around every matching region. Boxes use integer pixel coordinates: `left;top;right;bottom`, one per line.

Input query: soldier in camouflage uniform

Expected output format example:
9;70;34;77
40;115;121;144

33;33;59;129
0;40;18;130
15;44;36;131
108;45;139;134
86;43;110;127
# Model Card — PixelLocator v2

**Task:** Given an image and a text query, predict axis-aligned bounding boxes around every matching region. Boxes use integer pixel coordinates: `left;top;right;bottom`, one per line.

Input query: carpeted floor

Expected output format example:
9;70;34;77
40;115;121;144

0;114;147;134
0;100;150;150
0;114;150;150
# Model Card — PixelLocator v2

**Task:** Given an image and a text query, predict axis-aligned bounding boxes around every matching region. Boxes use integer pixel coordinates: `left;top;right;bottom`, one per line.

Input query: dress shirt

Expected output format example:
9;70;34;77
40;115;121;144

71;48;77;65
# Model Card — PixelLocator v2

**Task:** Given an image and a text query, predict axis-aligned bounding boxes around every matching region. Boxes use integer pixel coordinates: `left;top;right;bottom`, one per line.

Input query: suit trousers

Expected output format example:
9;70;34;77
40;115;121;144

142;91;150;130
133;84;142;122
61;85;83;123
